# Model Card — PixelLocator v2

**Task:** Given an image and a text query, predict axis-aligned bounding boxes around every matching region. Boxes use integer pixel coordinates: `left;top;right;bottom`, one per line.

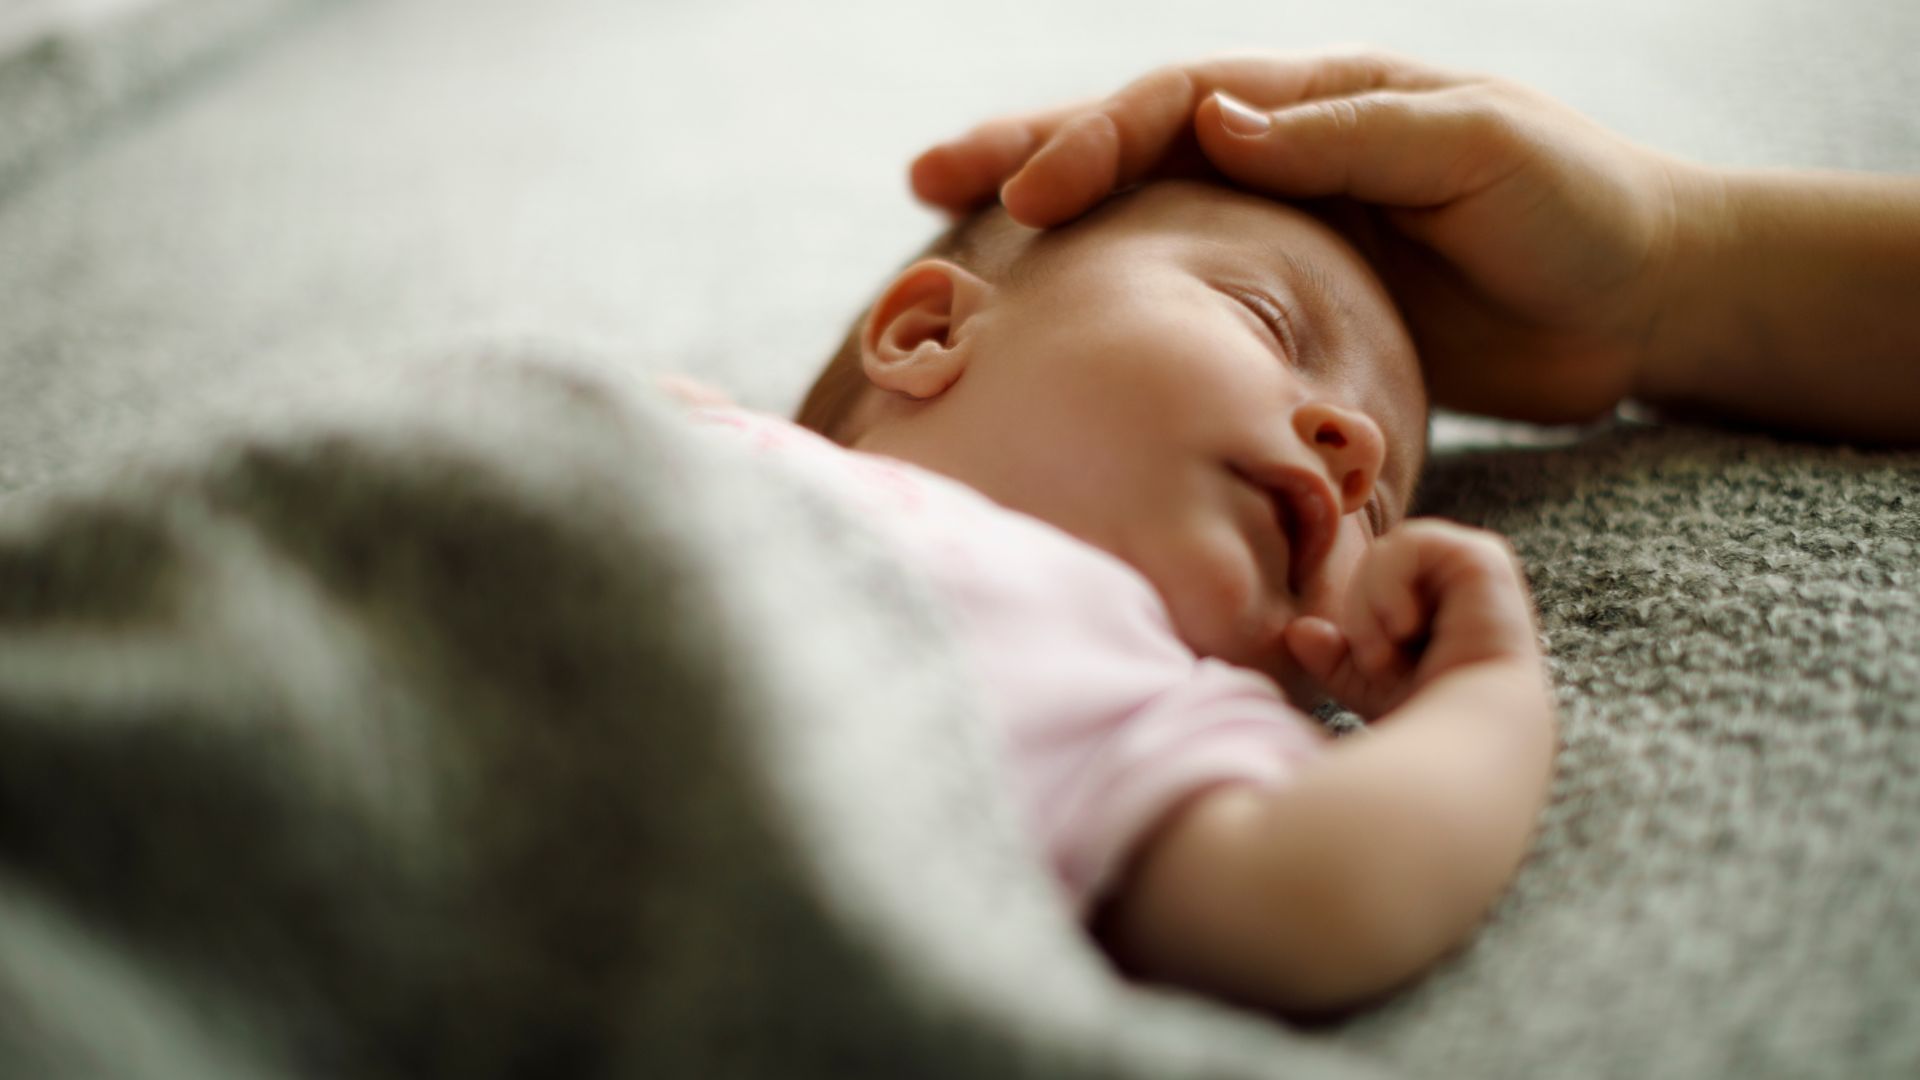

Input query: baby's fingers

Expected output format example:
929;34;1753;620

1347;607;1415;685
1282;616;1349;688
1284;617;1385;713
1346;537;1428;665
1285;615;1409;720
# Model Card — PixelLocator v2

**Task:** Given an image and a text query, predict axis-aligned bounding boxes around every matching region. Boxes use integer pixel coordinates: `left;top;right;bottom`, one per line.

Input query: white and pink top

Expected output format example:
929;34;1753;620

693;406;1326;918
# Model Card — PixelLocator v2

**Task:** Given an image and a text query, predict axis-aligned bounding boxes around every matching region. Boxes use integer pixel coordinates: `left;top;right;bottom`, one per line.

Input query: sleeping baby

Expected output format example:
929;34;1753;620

675;178;1557;1019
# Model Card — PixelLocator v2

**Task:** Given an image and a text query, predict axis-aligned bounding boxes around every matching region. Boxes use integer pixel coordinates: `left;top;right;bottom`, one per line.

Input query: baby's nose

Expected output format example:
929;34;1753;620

1290;402;1385;515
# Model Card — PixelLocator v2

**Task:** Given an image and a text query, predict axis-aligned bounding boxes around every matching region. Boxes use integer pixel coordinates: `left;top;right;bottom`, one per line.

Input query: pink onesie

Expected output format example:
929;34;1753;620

692;406;1328;919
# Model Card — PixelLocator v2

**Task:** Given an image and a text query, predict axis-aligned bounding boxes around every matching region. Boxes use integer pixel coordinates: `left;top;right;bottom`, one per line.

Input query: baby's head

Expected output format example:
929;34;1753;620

800;180;1428;701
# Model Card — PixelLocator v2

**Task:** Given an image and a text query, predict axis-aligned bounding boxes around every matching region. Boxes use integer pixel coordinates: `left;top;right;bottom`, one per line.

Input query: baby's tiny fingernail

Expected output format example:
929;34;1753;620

998;171;1022;207
1213;92;1271;137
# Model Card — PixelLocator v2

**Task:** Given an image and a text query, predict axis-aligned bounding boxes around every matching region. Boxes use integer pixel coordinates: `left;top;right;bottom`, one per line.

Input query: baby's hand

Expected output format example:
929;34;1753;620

1283;519;1542;719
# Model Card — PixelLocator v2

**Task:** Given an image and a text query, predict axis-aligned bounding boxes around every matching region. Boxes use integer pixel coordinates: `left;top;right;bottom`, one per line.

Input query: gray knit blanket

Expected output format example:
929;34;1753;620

1;356;1914;1079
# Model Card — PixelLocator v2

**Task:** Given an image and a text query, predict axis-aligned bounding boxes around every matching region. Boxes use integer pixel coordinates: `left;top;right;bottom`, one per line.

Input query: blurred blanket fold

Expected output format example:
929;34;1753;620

2;354;1918;1078
0;357;1375;1079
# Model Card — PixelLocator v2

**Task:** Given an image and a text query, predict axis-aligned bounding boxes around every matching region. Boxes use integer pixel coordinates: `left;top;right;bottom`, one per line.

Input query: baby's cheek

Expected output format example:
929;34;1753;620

1163;516;1267;660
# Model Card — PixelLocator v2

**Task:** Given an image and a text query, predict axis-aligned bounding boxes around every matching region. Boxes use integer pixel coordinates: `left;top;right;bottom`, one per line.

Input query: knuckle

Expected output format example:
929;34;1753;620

1323;41;1386;68
1346;49;1400;85
1393;517;1448;542
1120;63;1193;113
1148;62;1194;96
1447;87;1524;150
1482;75;1543;106
1470;533;1523;574
1107;65;1197;175
1327;44;1428;87
1301;46;1387;99
1401;520;1521;571
1314;94;1368;138
966;116;1028;152
1430;86;1531;186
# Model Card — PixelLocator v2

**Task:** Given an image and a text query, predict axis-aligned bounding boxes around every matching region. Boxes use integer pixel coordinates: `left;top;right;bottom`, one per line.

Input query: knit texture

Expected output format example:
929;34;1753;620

1;361;1914;1079
1349;424;1920;1077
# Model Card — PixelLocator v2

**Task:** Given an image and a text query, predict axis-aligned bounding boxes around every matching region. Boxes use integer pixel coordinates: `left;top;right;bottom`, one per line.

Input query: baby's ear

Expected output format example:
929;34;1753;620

861;259;992;400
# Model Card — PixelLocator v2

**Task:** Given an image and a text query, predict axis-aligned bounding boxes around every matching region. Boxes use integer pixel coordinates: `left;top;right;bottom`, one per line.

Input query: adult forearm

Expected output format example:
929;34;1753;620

1638;166;1920;445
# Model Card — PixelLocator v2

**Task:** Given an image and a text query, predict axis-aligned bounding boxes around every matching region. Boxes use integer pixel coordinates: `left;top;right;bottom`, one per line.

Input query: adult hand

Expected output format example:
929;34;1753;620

910;51;1693;424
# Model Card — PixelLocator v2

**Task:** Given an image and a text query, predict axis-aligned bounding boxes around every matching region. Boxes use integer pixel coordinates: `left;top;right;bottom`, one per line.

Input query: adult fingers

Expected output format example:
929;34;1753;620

997;109;1129;227
1193;82;1524;210
1004;51;1460;226
918;50;1456;225
910;101;1094;215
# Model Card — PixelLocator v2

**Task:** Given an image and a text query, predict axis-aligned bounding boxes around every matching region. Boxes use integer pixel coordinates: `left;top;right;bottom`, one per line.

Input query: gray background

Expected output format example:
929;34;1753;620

3;0;1919;494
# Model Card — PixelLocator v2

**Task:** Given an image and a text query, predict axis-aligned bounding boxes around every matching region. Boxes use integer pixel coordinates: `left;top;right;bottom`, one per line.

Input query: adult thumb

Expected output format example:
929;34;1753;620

1196;89;1501;209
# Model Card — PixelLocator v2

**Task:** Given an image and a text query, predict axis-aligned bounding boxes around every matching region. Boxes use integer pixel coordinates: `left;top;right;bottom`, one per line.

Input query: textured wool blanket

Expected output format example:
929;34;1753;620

1;357;1915;1079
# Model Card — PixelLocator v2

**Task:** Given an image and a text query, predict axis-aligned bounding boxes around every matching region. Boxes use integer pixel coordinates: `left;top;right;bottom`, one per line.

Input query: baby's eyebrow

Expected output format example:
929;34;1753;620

1275;249;1360;340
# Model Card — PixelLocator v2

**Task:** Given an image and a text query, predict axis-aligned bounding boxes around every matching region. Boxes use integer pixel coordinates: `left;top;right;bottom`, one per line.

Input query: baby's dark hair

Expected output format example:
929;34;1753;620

796;205;1033;444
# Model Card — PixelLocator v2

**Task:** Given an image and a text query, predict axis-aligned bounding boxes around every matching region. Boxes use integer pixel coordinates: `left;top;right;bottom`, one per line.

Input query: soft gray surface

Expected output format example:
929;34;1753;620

0;0;315;198
4;0;1920;493
0;358;1389;1079
1;0;1917;1077
1382;426;1920;1076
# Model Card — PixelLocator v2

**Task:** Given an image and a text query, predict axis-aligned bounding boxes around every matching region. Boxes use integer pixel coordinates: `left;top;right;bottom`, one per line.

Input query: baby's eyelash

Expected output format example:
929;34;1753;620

1365;496;1384;538
1226;286;1300;365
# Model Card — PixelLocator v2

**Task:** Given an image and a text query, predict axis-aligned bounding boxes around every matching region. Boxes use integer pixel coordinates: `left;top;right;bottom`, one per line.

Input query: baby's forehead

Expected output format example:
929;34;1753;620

1088;181;1360;267
1033;183;1388;323
1088;183;1399;343
1115;178;1303;224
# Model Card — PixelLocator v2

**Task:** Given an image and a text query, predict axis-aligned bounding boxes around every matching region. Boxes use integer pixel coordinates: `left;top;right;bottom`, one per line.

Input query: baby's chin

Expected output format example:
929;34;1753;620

1179;606;1322;709
1223;636;1323;711
1157;546;1347;708
1215;577;1356;710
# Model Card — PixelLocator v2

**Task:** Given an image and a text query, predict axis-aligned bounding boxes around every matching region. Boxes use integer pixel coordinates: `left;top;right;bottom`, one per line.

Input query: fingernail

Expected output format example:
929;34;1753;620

1213;92;1271;137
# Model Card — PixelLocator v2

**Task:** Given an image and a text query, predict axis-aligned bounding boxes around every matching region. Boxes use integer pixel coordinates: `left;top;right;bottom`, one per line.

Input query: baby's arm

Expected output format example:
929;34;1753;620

1094;523;1556;1018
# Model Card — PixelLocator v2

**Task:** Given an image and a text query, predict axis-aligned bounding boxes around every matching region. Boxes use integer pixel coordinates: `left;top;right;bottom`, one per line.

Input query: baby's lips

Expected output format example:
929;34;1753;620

1241;462;1339;596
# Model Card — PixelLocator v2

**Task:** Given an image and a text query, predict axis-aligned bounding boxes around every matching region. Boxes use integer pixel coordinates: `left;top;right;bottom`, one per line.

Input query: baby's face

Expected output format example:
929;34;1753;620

864;180;1425;697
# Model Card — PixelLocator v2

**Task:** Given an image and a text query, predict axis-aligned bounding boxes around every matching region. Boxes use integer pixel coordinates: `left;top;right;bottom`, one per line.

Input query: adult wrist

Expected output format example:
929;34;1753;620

1630;157;1736;411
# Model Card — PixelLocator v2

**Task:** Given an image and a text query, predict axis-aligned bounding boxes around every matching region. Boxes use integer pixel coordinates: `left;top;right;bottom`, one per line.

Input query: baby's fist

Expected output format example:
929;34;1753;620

1284;520;1542;718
